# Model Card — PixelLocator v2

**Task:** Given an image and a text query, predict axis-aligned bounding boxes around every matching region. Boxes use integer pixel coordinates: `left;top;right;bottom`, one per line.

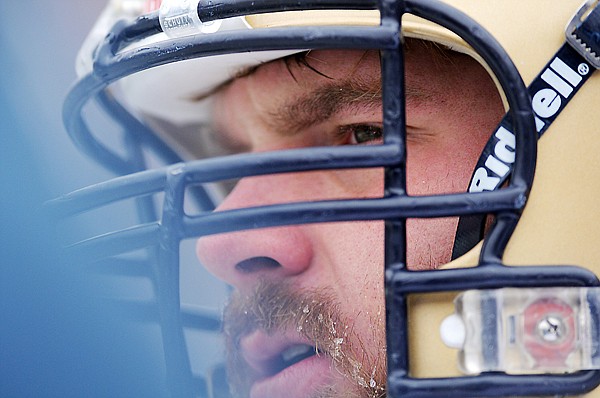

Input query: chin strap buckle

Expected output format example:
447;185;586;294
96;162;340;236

441;287;600;375
566;0;600;69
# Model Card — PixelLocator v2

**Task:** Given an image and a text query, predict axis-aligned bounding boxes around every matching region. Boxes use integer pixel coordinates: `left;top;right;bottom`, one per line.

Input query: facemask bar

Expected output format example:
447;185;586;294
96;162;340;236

51;0;600;397
386;1;600;396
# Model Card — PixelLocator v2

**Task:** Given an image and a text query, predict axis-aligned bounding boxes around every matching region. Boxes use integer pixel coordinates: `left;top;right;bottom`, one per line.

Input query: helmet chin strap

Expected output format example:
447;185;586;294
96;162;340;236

451;0;600;260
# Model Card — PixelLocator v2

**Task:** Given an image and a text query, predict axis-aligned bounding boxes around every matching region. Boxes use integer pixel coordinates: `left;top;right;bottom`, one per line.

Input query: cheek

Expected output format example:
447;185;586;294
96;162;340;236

404;145;479;269
328;164;460;271
407;217;457;270
406;133;488;196
330;167;385;199
407;157;471;195
404;133;490;268
312;220;386;349
315;220;385;308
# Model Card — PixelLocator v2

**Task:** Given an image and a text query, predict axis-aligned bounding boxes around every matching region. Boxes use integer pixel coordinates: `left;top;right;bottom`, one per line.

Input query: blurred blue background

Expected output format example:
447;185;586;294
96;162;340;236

0;2;224;396
0;2;117;197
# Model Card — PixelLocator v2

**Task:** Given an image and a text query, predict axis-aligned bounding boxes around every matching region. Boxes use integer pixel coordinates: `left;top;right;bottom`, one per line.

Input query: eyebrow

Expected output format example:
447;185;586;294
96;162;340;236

265;77;431;135
265;78;382;135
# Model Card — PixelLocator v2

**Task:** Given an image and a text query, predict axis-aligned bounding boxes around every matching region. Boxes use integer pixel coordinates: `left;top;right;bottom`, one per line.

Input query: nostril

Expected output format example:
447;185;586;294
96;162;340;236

235;257;281;273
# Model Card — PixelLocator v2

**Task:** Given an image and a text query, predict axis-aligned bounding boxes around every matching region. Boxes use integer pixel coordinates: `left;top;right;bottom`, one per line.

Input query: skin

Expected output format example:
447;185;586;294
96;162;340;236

196;42;504;398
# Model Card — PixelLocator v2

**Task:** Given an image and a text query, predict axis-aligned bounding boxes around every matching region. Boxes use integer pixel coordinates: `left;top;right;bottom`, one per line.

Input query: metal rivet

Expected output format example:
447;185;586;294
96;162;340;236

537;315;565;343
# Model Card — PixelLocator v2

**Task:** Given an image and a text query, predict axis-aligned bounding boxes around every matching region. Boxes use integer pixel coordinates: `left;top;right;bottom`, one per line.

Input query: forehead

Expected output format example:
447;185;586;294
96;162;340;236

210;42;476;131
235;49;382;107
217;41;472;104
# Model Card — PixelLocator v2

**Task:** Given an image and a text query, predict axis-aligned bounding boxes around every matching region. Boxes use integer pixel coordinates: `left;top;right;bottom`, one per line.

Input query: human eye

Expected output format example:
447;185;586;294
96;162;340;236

338;123;383;145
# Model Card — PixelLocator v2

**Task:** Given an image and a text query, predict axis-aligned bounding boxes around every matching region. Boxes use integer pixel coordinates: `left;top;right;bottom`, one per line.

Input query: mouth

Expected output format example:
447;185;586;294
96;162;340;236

239;331;334;397
241;334;321;377
269;343;318;375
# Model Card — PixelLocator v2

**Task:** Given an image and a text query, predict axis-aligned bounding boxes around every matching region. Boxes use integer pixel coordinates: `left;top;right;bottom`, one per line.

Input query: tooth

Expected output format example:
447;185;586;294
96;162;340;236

281;344;313;363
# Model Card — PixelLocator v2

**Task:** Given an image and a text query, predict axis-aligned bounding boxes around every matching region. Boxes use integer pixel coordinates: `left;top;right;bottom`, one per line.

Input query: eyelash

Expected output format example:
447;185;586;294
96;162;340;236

338;124;384;145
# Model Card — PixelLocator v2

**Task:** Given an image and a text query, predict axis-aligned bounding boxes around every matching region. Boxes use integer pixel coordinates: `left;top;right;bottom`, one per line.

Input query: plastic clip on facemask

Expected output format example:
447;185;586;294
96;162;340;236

440;287;600;375
159;0;222;37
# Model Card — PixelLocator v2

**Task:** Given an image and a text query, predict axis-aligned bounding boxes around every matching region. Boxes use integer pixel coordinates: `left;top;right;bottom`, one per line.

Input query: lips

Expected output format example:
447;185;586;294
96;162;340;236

239;330;334;398
279;344;315;369
240;330;318;377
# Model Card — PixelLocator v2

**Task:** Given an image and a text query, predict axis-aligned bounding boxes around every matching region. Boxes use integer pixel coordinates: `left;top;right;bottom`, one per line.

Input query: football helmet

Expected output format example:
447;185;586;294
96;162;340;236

50;0;600;397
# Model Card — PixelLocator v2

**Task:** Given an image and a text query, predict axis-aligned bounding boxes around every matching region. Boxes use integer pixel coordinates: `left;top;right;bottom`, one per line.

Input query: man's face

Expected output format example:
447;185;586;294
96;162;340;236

196;41;503;398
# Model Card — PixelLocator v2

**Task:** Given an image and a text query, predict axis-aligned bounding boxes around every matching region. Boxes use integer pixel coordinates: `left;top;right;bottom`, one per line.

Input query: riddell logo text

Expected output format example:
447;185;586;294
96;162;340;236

469;56;586;193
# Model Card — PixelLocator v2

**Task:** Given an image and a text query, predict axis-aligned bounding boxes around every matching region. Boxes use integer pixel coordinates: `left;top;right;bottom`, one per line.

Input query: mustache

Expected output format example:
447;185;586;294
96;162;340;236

223;280;342;348
221;280;386;398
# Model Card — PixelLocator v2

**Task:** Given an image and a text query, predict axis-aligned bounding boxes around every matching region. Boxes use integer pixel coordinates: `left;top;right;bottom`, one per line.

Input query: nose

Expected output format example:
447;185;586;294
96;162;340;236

195;174;315;290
